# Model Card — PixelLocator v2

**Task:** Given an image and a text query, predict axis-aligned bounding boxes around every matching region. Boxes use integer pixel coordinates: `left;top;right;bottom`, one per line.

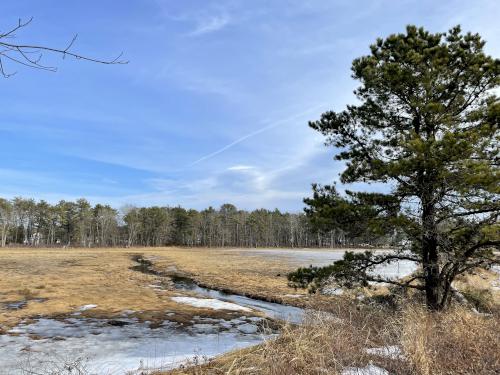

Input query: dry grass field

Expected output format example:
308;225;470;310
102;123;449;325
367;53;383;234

1;247;498;374
0;247;314;332
168;302;500;375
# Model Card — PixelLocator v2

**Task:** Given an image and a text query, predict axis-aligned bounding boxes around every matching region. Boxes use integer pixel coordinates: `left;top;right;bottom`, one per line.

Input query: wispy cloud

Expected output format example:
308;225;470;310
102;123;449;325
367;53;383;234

155;1;232;36
189;103;328;166
188;14;231;36
5;0;498;212
227;165;255;171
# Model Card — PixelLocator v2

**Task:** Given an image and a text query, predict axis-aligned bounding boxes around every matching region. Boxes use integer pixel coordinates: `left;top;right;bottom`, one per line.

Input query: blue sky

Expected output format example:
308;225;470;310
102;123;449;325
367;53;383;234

1;0;499;211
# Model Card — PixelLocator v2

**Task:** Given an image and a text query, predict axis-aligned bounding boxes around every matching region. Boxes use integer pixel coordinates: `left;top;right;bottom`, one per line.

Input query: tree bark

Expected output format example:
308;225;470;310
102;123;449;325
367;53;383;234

422;192;442;310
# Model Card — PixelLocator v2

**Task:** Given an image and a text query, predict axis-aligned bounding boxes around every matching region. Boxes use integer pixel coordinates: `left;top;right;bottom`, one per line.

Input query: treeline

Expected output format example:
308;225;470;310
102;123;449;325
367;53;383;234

0;197;390;248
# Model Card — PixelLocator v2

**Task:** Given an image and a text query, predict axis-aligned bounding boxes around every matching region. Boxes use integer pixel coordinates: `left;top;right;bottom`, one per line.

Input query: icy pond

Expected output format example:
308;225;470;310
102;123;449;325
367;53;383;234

0;316;270;374
241;248;417;280
0;249;416;374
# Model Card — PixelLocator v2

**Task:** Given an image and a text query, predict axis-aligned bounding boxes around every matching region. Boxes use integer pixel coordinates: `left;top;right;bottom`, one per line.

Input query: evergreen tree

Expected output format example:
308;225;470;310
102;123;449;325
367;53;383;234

290;25;499;310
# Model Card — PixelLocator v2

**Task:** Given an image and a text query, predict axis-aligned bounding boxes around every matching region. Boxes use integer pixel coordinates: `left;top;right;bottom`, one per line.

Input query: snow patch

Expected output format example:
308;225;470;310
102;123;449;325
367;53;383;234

366;345;404;359
78;304;98;311
342;364;389;375
171;297;251;312
322;286;344;296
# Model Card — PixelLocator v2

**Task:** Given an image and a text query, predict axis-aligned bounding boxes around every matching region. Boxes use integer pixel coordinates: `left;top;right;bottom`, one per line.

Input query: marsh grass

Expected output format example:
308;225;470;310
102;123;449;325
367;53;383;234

0;247;300;330
168;298;500;375
461;287;495;313
2;248;498;374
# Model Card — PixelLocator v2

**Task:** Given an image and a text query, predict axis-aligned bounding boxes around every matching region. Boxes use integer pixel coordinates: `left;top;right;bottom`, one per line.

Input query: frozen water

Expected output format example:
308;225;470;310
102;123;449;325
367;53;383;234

0;317;270;375
237;323;258;334
242;249;417;280
171;297;252;312
172;278;305;323
2;301;27;310
190;323;219;334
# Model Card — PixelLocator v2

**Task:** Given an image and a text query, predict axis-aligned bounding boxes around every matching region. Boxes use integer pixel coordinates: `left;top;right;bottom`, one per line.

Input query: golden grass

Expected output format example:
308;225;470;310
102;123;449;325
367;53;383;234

2;247;498;374
402;305;500;374
146;247;309;302
454;268;500;312
0;246;332;330
168;300;500;375
0;247;178;330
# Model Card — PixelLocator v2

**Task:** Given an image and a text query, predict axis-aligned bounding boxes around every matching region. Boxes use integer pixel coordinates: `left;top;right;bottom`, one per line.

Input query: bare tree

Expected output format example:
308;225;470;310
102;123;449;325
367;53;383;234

0;17;127;77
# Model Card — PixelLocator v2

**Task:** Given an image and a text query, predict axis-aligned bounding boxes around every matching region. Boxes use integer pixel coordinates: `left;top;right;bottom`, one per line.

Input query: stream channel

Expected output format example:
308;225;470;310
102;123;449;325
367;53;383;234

0;256;305;374
0;250;415;374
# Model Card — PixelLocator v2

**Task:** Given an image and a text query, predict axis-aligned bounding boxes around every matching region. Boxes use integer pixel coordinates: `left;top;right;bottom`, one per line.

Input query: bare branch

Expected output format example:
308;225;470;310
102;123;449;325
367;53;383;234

366;274;425;290
0;17;33;39
0;17;128;77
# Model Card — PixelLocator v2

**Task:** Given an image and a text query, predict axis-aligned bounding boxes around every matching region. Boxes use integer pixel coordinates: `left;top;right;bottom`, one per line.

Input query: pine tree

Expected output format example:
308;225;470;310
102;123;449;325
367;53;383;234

290;25;499;310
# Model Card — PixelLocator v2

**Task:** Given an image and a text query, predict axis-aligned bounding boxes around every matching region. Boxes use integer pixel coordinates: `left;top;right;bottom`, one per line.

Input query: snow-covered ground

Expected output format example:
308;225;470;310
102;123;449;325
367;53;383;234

171;296;251;311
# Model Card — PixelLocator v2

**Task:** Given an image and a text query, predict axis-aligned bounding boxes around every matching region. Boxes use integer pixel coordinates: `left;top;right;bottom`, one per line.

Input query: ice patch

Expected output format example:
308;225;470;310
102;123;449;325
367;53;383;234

237;323;258;334
365;345;403;359
0;317;269;374
171;297;251;312
190;323;219;334
172;280;305;323
342;364;389;375
3;301;27;310
78;304;98;311
243;249;417;280
219;320;233;329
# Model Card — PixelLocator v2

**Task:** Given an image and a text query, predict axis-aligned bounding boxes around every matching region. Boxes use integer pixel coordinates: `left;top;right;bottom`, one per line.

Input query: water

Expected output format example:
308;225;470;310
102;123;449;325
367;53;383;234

2;298;48;311
0;255;303;374
132;256;306;324
172;276;305;323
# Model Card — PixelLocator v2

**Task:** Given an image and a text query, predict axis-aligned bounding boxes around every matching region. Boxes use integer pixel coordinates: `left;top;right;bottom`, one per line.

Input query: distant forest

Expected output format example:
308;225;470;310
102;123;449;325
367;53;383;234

0;197;395;248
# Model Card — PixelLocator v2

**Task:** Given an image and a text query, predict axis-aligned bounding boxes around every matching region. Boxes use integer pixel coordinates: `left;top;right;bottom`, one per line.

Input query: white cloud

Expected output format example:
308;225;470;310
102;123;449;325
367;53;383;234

155;1;231;36
227;165;255;171
188;14;231;36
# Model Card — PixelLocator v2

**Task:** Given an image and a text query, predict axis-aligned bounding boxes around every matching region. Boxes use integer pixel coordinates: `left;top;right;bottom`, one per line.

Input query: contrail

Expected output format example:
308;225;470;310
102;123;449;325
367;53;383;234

189;103;327;166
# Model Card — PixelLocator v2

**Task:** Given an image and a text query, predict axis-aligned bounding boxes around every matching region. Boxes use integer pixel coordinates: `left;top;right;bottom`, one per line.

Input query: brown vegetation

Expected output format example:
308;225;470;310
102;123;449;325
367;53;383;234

169;300;500;375
0;246;315;330
1;247;498;374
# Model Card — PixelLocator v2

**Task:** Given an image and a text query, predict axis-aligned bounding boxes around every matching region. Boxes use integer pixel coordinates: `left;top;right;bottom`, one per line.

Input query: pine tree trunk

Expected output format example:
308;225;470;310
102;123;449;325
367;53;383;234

422;195;442;310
